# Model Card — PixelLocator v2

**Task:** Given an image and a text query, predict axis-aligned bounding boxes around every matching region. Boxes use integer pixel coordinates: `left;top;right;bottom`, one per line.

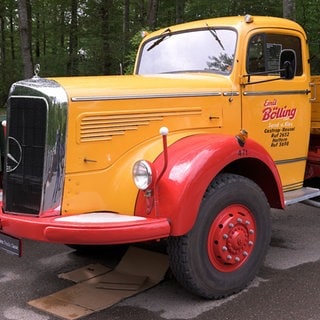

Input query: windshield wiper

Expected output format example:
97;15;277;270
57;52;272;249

147;28;171;51
206;24;225;51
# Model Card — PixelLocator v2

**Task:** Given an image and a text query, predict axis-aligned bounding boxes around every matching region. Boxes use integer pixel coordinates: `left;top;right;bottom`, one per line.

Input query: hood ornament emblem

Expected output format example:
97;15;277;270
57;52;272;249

33;64;41;79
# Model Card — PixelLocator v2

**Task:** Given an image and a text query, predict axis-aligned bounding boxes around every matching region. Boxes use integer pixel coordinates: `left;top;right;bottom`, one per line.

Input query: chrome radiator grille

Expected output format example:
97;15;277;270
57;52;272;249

3;78;68;216
4;97;47;214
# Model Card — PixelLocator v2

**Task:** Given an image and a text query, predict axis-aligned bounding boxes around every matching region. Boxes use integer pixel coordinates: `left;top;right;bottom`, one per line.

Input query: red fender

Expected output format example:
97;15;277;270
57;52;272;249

135;134;283;236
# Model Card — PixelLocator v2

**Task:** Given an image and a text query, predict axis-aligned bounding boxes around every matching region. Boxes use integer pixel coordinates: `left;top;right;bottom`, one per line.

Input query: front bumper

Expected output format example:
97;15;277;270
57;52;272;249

0;209;171;245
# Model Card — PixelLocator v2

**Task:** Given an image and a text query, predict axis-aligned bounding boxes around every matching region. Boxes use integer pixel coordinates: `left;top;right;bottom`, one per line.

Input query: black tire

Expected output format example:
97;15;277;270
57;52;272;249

167;173;271;299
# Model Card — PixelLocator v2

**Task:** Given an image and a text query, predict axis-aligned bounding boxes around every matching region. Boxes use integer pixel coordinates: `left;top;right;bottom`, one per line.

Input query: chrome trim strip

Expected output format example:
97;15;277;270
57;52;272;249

275;157;307;165
223;92;240;96
71;91;222;102
243;90;308;96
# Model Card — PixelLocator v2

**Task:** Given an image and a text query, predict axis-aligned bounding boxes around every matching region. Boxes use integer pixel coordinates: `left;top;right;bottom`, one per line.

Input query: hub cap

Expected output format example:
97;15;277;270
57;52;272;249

207;204;256;272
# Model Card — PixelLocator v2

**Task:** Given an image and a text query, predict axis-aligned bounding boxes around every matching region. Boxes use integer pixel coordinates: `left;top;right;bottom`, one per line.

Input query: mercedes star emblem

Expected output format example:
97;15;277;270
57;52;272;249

7;136;22;172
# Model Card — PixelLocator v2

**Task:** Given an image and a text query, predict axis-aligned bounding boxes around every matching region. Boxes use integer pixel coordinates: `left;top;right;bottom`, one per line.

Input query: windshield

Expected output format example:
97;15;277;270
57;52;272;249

137;28;237;75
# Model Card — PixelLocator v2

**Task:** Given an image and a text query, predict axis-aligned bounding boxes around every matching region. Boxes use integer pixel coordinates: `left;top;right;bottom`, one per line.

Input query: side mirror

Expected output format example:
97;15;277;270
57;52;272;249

280;49;296;80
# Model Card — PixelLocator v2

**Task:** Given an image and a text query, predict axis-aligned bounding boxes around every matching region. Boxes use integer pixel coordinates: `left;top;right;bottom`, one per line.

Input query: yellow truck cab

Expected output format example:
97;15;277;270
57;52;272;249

0;15;319;299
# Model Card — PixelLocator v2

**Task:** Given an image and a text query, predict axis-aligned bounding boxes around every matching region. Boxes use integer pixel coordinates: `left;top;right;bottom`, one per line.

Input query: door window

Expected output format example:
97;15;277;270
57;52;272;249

247;33;302;76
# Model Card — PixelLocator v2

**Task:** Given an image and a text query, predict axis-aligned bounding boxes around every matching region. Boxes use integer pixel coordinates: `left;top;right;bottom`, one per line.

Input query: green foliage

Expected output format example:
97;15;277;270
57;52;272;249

184;0;282;20
124;30;150;75
296;0;320;74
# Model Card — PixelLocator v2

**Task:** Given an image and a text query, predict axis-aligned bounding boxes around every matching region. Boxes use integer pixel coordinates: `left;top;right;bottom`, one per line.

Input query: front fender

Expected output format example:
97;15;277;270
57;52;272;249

135;134;283;236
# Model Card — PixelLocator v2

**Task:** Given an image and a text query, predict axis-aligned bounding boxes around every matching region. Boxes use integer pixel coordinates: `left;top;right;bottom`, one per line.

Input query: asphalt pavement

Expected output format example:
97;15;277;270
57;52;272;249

1;202;320;320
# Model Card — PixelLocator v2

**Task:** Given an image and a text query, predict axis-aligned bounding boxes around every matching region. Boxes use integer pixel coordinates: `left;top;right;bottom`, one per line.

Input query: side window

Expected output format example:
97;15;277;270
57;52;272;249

247;33;302;76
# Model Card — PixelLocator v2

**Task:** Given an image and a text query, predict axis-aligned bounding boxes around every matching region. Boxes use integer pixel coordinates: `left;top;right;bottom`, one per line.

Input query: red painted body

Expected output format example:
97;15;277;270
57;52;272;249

0;209;170;244
135;134;284;236
0;133;282;245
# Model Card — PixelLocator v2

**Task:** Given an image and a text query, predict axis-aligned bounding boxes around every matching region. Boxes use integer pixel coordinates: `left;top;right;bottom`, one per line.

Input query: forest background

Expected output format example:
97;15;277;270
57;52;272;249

0;0;319;106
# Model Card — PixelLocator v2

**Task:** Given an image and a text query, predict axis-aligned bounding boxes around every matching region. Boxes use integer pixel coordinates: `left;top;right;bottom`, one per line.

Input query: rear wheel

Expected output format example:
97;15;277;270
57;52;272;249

167;173;271;299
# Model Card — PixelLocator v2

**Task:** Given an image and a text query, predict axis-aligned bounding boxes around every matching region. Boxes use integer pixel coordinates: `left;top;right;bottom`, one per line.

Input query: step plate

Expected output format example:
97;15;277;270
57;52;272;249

284;187;320;206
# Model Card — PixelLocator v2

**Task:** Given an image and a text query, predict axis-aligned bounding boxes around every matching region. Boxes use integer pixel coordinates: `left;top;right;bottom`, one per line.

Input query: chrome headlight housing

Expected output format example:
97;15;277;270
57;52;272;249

132;160;154;190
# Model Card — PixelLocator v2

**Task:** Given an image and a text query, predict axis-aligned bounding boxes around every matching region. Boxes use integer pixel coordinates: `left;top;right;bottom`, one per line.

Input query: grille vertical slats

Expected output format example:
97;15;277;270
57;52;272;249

4;97;47;214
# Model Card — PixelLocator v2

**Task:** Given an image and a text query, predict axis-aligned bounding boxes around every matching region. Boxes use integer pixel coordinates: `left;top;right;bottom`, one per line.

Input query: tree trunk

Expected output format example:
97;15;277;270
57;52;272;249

147;0;158;29
123;0;130;71
283;0;296;21
67;0;79;75
35;10;40;59
0;11;5;65
17;0;33;78
100;0;112;74
175;0;185;24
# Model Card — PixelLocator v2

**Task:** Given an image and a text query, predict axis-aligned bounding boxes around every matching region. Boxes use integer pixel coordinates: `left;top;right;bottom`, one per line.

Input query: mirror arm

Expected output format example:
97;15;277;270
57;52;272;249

242;72;285;86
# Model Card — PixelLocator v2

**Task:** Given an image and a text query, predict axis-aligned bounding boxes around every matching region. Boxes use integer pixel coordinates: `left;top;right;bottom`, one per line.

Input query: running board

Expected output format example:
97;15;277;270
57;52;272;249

284;187;320;206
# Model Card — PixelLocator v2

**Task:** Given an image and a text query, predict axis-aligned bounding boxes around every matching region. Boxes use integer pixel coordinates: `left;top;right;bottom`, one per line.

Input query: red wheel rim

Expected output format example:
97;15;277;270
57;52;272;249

207;204;256;272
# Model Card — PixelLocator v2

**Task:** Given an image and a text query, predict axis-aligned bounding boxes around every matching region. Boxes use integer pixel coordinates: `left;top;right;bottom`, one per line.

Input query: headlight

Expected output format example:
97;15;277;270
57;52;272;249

132;160;154;190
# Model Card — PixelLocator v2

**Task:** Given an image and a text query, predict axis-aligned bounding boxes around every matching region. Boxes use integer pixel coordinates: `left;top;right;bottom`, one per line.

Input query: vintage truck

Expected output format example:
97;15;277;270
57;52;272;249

1;14;320;299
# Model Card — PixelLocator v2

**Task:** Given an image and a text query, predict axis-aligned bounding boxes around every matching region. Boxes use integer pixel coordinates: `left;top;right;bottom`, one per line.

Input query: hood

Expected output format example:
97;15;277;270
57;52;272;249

51;73;235;101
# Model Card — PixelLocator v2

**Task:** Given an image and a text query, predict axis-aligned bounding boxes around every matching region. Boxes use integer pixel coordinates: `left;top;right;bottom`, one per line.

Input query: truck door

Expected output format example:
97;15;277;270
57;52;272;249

241;31;311;191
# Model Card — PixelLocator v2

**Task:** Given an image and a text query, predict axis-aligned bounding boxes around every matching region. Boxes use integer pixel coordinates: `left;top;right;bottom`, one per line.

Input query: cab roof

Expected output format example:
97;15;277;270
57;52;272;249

143;15;306;40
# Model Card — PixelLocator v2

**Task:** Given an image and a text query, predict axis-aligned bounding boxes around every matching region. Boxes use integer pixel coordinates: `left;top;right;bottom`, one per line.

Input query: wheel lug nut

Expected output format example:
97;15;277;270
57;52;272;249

235;257;240;262
223;234;228;239
248;241;253;246
237;218;242;223
243;251;248;256
222;246;228;251
229;223;234;228
245;220;250;225
227;255;232;260
249;229;254;234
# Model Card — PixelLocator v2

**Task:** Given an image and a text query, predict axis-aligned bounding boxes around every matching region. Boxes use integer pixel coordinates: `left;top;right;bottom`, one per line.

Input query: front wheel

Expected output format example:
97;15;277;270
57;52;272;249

167;173;271;299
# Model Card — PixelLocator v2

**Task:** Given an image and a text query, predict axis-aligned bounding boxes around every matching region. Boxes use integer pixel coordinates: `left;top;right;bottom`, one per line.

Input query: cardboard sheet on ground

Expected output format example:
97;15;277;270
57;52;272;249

28;246;169;320
58;263;112;283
